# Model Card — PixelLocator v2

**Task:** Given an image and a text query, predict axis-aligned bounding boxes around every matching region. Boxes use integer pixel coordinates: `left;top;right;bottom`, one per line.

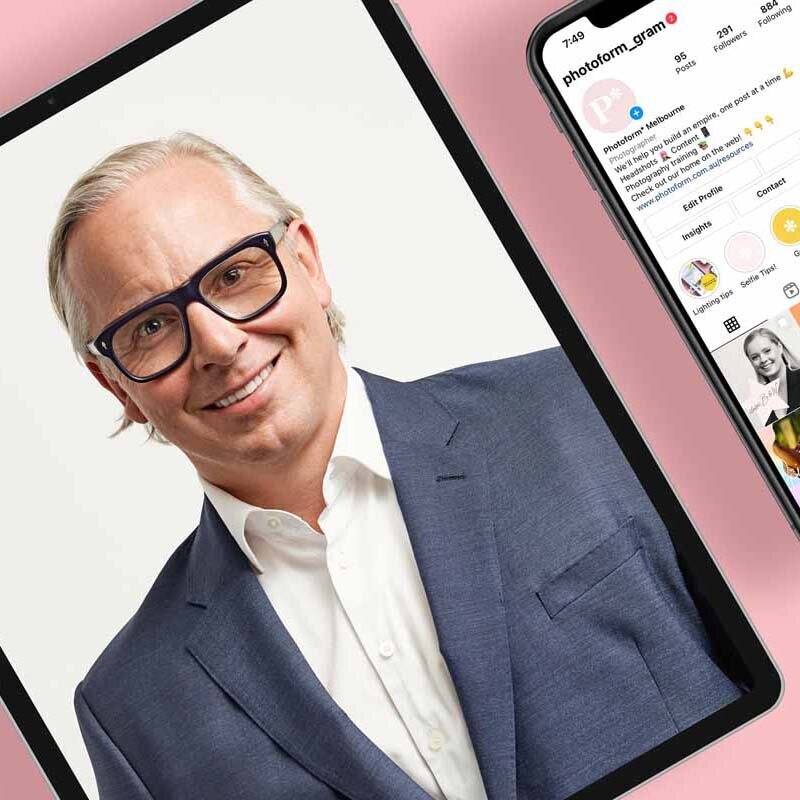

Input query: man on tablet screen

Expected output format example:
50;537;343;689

49;132;743;800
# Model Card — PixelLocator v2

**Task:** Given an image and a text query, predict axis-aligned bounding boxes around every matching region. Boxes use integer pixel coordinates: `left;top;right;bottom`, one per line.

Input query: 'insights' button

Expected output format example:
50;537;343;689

658;203;735;258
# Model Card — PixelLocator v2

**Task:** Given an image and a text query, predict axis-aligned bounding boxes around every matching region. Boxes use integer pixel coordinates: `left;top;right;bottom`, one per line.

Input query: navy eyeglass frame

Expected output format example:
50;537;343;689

86;219;289;383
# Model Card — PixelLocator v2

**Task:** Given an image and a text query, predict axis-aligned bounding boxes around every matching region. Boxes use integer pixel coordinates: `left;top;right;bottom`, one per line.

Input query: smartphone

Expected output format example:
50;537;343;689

528;0;800;536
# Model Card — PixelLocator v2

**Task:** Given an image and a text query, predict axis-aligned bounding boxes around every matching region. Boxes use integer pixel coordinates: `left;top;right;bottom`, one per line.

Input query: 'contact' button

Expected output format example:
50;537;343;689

733;159;800;215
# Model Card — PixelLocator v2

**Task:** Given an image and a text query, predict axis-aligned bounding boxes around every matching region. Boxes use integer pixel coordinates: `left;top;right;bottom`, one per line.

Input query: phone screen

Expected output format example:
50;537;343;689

541;1;800;508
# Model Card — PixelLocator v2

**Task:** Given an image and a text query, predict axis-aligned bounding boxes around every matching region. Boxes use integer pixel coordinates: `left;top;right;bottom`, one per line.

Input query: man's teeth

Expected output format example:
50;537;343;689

214;364;273;408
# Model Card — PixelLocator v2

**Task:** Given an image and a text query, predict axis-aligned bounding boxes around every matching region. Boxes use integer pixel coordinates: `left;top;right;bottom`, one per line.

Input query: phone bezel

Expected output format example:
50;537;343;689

0;1;781;798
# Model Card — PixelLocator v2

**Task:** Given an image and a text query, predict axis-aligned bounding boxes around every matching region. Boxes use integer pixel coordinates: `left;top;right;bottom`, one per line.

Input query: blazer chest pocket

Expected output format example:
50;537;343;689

515;514;741;776
537;517;639;619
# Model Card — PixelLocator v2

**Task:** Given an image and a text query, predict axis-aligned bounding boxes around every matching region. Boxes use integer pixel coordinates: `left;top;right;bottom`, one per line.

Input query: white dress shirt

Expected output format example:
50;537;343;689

200;366;488;800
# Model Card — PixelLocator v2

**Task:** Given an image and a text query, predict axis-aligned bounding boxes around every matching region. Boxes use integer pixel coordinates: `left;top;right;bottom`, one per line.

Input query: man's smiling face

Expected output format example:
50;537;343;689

66;157;343;479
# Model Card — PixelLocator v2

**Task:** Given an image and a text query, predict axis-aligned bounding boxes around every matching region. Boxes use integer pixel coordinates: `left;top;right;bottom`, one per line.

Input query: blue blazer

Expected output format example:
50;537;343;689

76;349;743;800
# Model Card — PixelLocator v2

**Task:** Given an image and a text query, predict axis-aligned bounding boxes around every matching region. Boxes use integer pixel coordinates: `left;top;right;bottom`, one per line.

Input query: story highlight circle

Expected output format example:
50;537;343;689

679;258;719;298
771;206;800;245
724;231;766;272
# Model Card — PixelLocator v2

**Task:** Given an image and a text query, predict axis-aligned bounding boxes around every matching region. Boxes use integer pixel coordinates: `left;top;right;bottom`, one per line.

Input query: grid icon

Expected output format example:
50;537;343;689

723;316;740;334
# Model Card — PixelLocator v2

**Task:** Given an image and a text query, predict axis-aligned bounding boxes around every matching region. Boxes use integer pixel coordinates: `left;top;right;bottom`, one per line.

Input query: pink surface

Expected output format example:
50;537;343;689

0;702;52;798
0;0;796;797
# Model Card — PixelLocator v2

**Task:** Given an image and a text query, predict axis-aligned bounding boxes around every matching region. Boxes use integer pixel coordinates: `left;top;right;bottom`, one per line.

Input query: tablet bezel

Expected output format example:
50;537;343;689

0;2;781;798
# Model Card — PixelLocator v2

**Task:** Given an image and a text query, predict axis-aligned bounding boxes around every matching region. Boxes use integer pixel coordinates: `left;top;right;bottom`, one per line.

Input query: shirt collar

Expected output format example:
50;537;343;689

199;362;390;572
330;364;391;481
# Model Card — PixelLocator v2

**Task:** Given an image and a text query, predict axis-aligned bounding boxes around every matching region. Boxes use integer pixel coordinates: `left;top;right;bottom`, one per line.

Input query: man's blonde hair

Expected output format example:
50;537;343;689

47;131;345;438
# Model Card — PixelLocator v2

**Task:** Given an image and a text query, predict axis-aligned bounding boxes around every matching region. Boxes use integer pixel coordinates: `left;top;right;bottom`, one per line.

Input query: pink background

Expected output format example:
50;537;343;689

0;1;796;797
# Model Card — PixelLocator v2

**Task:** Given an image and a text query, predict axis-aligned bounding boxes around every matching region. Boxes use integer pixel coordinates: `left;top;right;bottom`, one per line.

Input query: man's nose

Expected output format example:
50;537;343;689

186;302;247;370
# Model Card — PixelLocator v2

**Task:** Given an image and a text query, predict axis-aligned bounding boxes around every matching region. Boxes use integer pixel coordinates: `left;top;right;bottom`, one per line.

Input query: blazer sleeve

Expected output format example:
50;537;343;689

75;683;155;800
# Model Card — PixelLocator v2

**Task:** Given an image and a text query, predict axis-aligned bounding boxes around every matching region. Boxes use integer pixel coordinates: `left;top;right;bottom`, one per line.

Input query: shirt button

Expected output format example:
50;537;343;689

378;640;395;659
336;550;349;570
428;729;444;752
267;517;280;530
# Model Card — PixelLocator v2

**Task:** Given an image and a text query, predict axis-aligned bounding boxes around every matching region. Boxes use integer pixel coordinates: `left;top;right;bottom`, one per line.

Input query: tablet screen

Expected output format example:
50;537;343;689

0;2;769;798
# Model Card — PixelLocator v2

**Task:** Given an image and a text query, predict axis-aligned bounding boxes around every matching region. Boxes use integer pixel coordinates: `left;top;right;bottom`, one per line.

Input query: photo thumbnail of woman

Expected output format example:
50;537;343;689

712;305;800;429
743;327;800;426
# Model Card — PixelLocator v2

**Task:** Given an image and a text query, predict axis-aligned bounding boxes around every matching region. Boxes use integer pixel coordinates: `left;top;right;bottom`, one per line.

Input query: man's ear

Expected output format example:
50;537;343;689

86;359;148;425
287;219;332;308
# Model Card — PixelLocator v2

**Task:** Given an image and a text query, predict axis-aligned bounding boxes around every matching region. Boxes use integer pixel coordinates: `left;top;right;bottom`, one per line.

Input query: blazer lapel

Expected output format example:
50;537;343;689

185;500;432;800
359;370;517;800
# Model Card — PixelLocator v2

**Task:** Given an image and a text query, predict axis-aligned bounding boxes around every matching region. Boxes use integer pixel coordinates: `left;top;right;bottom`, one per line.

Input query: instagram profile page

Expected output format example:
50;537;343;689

543;0;800;503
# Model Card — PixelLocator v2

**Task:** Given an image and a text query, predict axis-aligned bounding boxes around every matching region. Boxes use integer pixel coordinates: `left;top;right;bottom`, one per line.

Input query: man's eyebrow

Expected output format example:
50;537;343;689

104;289;162;325
187;231;267;270
214;231;263;256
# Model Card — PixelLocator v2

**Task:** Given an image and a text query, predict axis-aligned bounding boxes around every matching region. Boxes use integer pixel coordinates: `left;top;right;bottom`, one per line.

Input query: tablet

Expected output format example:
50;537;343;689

0;2;779;799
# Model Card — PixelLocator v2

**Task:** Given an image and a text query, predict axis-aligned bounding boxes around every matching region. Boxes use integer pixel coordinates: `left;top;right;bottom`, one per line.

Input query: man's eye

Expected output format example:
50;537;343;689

220;267;243;287
138;317;165;337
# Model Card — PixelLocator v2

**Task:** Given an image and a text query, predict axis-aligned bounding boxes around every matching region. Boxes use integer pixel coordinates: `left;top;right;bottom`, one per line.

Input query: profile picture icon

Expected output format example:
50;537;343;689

582;79;637;133
679;258;719;298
